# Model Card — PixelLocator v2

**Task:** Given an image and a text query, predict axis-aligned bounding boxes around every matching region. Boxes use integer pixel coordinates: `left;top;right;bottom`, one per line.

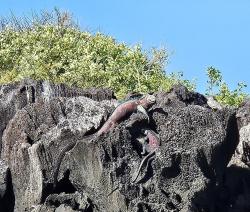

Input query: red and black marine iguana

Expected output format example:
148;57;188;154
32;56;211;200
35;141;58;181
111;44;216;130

53;94;156;187
132;129;160;183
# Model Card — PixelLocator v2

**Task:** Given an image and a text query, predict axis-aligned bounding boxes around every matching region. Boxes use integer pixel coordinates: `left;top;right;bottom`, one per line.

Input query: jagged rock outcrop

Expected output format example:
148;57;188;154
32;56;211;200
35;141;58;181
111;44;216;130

0;78;115;155
0;80;249;212
236;99;250;129
235;99;250;167
0;79;114;211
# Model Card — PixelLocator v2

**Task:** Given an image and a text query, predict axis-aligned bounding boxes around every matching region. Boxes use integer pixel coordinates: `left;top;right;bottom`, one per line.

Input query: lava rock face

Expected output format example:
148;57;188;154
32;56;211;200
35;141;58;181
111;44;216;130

235;99;250;167
0;79;115;155
236;99;250;129
0;80;249;212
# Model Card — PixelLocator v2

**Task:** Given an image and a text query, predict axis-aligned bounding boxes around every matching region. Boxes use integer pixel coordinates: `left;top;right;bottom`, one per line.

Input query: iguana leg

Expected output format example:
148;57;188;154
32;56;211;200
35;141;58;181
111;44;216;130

136;137;148;155
98;120;116;135
141;145;147;155
137;105;150;123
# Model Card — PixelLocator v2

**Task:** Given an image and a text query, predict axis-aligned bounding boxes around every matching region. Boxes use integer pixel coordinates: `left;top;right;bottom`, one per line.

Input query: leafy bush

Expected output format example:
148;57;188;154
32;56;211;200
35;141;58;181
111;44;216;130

206;66;247;106
0;9;195;98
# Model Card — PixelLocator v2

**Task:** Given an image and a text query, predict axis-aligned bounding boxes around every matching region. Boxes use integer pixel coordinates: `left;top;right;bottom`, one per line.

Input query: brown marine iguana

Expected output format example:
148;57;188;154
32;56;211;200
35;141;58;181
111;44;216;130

53;94;156;187
132;129;160;183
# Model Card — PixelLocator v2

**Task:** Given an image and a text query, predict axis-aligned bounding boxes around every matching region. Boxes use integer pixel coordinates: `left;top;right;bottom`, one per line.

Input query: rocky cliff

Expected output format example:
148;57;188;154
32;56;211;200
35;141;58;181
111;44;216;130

0;79;249;212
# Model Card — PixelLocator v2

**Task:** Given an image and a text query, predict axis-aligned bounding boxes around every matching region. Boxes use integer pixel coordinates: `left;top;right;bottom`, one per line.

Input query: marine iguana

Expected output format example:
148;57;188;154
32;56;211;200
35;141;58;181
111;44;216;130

132;129;160;183
53;94;156;187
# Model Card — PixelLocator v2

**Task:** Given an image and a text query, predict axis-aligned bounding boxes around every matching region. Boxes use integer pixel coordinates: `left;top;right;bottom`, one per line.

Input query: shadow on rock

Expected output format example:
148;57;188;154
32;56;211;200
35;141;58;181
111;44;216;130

0;170;15;212
190;113;244;212
161;152;181;179
191;165;250;212
41;169;77;204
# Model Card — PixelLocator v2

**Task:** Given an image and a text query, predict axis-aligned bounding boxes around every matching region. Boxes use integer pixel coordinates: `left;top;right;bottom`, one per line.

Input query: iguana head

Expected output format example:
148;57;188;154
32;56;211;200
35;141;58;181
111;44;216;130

144;129;159;139
145;94;156;104
139;94;156;109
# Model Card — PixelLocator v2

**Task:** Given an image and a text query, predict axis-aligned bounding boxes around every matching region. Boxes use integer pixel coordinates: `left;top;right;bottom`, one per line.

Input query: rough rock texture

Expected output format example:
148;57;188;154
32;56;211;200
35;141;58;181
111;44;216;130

236;99;250;129
218;99;250;212
0;159;8;198
206;96;223;110
0;78;115;155
0;80;249;212
31;192;91;212
239;124;250;166
0;79;115;211
234;99;250;168
0;159;14;211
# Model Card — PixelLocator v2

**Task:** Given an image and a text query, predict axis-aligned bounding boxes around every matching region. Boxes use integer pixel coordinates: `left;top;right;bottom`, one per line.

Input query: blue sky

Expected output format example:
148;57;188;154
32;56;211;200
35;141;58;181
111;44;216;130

1;0;250;94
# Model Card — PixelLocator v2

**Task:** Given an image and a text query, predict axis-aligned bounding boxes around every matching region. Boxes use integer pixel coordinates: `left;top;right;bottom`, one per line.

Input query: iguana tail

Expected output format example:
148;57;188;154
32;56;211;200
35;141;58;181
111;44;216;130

132;151;156;183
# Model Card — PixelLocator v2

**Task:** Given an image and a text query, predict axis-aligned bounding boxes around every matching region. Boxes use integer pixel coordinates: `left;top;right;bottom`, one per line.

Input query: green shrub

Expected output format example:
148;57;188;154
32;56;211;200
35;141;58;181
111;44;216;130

206;66;247;107
0;9;195;98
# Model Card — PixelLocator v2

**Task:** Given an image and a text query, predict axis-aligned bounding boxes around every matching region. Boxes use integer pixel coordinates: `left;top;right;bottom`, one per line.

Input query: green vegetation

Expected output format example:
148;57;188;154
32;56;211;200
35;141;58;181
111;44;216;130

0;9;247;105
0;9;194;98
206;66;247;106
